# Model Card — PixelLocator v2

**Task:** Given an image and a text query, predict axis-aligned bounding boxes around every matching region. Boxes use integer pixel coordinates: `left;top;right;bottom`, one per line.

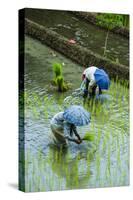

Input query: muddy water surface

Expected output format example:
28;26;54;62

19;36;129;192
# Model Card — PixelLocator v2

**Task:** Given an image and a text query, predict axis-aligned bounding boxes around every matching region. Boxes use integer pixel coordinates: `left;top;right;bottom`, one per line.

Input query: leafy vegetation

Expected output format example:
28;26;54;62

53;62;62;79
82;132;95;141
96;14;129;58
96;14;129;30
52;62;69;92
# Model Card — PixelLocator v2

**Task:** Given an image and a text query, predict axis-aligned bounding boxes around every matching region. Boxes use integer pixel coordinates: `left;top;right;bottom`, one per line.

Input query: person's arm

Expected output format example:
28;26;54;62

88;79;95;92
70;125;73;137
64;123;82;144
65;136;82;144
71;125;82;142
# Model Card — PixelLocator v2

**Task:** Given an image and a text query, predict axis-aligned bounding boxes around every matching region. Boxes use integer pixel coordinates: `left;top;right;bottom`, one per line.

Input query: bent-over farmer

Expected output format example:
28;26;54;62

81;66;110;98
50;105;91;146
50;112;82;145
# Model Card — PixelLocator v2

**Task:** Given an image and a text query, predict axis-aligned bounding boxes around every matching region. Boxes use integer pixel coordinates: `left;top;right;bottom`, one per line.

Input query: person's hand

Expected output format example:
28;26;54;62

75;139;82;144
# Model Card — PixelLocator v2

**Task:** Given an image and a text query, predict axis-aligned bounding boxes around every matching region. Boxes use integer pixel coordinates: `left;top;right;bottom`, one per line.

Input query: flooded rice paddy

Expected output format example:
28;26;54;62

19;36;129;192
25;9;129;66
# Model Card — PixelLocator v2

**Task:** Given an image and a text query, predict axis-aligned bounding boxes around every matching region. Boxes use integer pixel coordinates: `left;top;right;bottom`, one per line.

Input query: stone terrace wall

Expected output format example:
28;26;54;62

25;19;129;81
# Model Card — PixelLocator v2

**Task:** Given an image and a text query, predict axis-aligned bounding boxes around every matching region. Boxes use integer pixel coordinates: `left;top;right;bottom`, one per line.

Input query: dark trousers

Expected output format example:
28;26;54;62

84;78;102;97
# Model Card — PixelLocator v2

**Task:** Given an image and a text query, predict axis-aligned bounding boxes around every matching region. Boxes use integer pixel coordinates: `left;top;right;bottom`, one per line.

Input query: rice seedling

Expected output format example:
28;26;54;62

96;153;101;180
56;75;67;92
52;62;69;92
107;143;111;175
102;134;107;154
116;133;121;168
96;129;102;147
53;62;62;79
82;132;95;141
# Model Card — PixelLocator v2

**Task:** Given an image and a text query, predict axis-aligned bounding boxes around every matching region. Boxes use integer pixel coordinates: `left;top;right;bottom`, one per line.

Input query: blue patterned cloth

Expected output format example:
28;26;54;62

94;69;110;90
63;105;91;126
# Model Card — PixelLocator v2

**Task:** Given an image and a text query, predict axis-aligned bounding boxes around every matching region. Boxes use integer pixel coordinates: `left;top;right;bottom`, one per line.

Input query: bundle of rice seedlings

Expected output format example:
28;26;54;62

82;132;95;141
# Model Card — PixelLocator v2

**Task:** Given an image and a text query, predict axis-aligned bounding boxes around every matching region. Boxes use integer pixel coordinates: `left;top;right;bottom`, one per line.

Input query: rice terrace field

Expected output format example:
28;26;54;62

19;9;129;192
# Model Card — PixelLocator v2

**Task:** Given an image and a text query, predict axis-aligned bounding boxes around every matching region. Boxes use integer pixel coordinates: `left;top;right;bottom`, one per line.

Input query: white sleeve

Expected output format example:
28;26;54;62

88;79;95;88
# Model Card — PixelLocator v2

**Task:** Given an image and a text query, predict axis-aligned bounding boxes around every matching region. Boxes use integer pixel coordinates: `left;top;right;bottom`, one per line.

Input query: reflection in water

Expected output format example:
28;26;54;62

24;143;94;192
48;145;92;189
19;36;129;192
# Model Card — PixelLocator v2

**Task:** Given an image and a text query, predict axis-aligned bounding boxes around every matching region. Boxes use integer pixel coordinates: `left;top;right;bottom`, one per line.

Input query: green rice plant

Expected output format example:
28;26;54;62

117;143;121;168
53;62;62;79
33;107;39;119
102;134;107;154
96;153;101;180
44;107;48;119
91;101;96;114
56;75;68;92
107;144;111;175
52;62;69;92
121;170;127;185
96;14;128;57
105;162;110;181
82;132;95;141
96;129;101;147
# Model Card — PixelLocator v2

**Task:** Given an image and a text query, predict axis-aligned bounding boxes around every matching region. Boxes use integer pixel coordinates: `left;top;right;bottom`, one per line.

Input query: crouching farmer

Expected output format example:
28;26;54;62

50;112;82;145
81;66;110;98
